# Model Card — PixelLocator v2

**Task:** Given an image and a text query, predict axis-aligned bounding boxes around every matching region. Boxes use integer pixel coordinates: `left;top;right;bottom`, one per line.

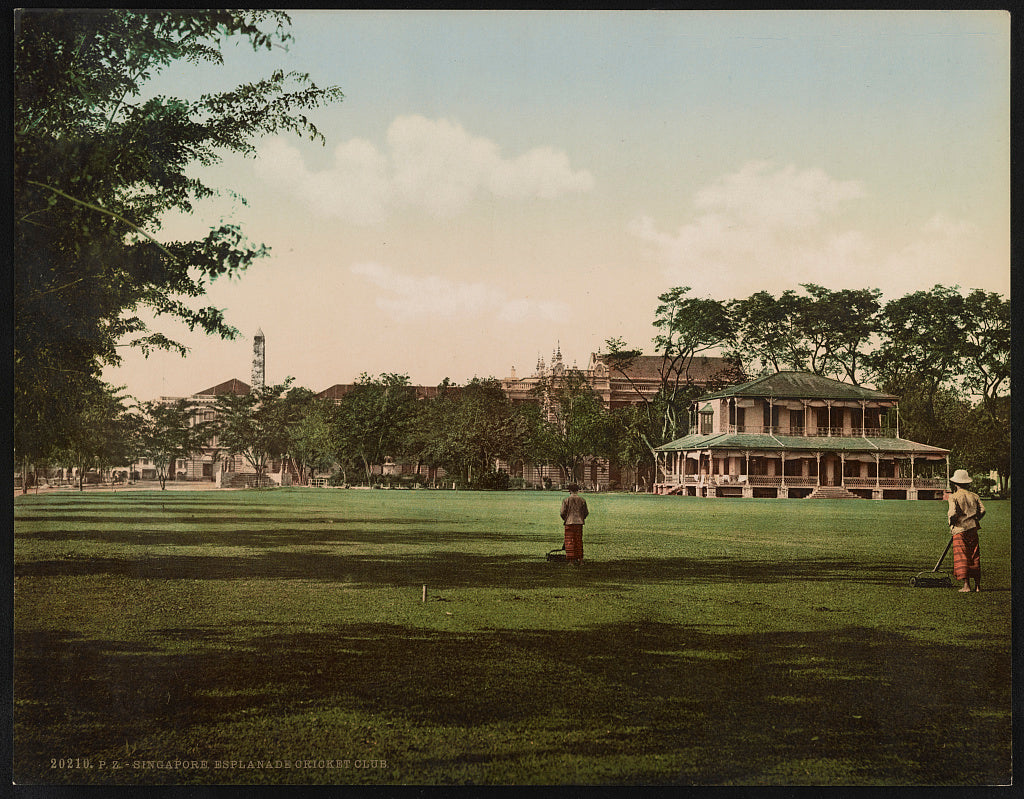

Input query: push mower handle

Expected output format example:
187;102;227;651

933;537;953;573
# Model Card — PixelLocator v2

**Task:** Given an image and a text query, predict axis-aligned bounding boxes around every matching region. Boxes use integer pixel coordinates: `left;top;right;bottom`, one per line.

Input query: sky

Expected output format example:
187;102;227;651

98;10;1011;401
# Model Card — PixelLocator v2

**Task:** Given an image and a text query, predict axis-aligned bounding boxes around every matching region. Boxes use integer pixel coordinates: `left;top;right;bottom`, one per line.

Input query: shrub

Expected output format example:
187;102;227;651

973;475;997;498
470;470;510;491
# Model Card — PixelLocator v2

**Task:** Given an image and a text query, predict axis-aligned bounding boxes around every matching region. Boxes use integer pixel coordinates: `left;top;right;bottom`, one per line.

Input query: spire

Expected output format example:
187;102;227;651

551;342;564;375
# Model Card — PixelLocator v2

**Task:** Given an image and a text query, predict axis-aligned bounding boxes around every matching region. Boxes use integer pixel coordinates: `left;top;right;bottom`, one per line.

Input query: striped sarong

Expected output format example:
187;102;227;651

564;524;584;561
952;529;981;580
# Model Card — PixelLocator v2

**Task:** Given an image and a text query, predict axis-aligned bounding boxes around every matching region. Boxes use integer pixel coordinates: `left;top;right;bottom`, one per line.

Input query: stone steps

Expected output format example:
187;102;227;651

805;485;862;500
221;472;273;489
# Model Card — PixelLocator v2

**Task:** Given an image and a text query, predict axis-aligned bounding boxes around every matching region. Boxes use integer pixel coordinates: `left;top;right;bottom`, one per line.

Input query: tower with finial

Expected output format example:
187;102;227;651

551;341;564;376
252;328;265;390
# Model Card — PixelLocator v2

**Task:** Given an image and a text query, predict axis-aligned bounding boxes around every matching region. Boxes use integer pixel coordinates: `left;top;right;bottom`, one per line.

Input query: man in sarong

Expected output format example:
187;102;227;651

560;483;589;563
948;469;985;593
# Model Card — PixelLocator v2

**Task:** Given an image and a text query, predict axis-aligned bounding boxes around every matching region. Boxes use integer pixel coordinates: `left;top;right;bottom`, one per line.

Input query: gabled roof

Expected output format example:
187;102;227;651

656;431;948;456
317;384;354;401
317;383;447;401
196;378;250;396
698;371;897;402
595;354;740;384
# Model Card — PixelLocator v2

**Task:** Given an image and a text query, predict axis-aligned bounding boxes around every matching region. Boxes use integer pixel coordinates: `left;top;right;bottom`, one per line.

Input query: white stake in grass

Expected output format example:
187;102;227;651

422;584;426;603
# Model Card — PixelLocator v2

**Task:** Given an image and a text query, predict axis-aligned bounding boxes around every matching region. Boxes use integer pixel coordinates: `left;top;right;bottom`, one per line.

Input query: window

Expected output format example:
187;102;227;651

700;411;713;435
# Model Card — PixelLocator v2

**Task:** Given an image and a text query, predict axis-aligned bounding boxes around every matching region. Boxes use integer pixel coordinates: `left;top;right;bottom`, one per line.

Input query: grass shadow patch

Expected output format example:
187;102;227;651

14;619;1010;785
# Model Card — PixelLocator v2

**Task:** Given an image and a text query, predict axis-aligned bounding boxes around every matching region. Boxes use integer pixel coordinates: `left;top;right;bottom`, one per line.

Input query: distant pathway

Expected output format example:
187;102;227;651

15;481;230;499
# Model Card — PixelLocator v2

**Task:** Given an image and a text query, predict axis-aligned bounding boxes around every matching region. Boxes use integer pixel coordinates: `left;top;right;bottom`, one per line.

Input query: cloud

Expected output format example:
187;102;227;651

255;116;594;224
350;262;568;322
693;160;865;229
879;213;986;293
629;161;994;297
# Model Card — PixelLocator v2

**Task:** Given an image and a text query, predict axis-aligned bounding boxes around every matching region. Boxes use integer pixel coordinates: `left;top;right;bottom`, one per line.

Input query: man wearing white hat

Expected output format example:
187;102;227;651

947;469;986;593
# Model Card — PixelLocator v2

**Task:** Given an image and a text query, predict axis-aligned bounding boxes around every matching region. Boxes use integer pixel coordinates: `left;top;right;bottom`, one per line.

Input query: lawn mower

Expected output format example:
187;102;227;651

546;546;567;562
909;536;954;587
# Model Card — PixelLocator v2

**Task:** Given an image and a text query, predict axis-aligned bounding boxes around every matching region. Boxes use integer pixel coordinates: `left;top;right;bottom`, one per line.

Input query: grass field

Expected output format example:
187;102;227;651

12;487;1011;786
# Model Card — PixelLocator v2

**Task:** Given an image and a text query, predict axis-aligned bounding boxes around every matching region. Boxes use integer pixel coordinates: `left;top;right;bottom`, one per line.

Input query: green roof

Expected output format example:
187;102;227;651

698;371;897;402
657;432;947;456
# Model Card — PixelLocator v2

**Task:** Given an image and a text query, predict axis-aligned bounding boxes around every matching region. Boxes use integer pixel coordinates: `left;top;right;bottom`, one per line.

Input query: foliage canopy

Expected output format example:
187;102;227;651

14;9;343;462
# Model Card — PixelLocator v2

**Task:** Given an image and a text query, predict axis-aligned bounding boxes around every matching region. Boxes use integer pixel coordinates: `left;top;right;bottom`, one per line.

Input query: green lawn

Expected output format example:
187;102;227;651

13;488;1011;786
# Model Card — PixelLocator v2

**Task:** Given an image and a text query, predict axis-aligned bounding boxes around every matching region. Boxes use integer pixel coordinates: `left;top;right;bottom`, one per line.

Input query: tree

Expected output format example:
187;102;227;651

14;10;343;463
603;288;739;480
213;380;297;485
135;398;214;490
794;284;882;384
726;289;810;376
960;290;1011;422
533;370;614;485
868;285;971;435
608;403;660;491
335;373;420;484
50;383;135;491
287;396;338;485
956;397;1011;496
406;379;459;486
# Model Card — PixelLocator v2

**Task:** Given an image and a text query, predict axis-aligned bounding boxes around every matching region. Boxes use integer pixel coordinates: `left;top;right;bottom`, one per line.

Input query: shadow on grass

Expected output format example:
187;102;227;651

14;619;1009;785
14;546;935;588
15;519;527;549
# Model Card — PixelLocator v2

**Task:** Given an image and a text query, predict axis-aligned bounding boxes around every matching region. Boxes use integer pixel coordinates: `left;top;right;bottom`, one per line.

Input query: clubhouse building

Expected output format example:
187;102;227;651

653;371;950;500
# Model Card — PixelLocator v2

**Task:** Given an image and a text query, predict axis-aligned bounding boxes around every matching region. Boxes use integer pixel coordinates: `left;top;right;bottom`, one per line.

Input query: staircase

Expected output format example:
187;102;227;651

220;472;274;489
805;484;861;500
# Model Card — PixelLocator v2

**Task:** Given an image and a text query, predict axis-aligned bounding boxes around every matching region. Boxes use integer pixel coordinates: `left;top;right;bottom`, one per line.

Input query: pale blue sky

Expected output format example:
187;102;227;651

106;10;1010;400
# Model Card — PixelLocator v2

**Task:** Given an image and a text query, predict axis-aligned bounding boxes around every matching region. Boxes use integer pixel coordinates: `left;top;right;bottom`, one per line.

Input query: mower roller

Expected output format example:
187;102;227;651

909;536;953;588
